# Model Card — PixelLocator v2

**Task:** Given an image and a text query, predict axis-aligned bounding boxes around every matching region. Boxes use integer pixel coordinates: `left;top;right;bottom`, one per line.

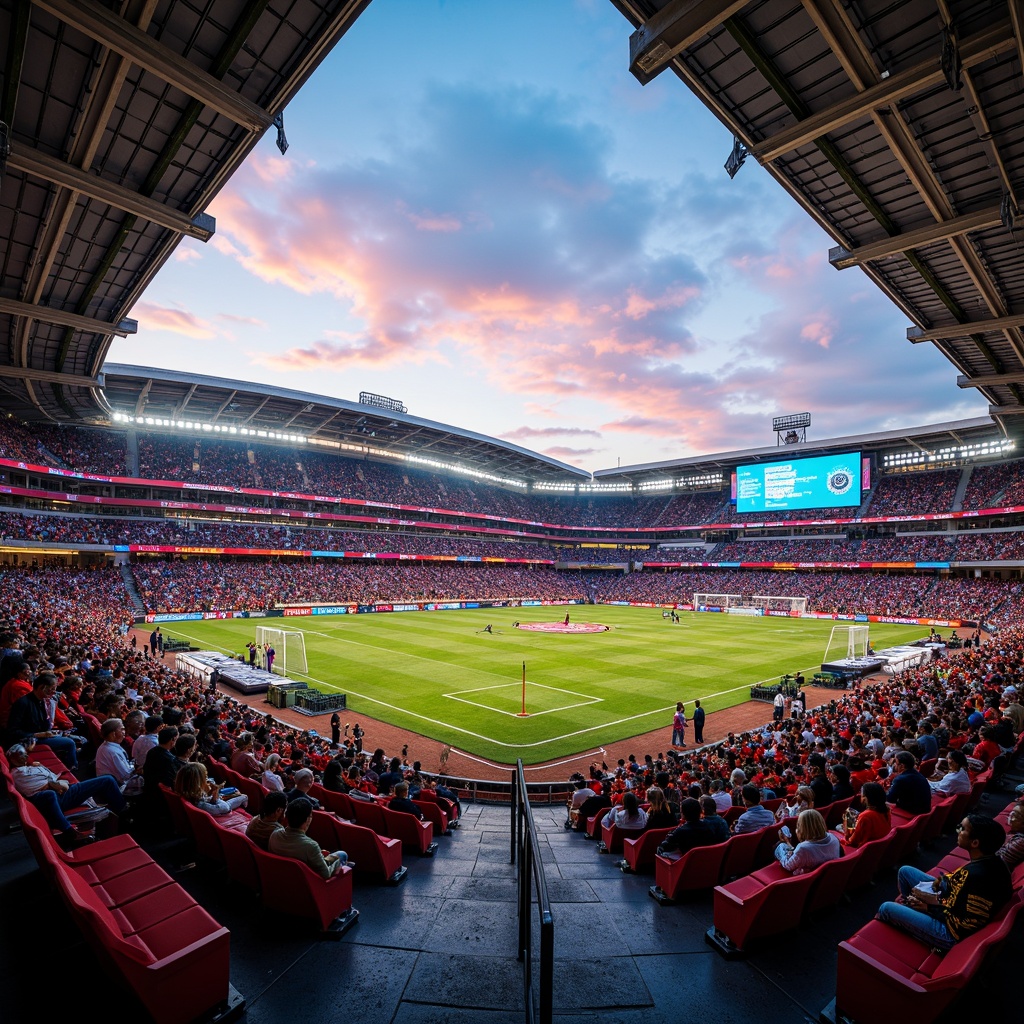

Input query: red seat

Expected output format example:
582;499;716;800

216;822;263;892
380;805;437;855
651;840;729;903
878;812;929;871
181;800;229;863
159;784;194;839
307;810;406;884
754;816;795;868
310;784;355;819
844;830;895;891
917;798;955;846
708;866;820;955
599;817;639;856
803;846;863;916
621;827;674;873
414;799;451;836
51;858;236;1024
723;806;743;825
825;797;855;830
719;825;769;881
832;891;1024;1024
232;772;267;815
350;798;388;834
252;844;358;935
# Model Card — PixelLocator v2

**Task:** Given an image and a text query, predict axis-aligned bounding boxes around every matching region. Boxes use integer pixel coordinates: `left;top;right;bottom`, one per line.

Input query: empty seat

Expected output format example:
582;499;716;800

621;827;674;873
650;839;729;904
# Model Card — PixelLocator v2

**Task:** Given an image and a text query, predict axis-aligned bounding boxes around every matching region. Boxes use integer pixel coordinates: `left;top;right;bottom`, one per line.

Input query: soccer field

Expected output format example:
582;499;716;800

162;608;926;764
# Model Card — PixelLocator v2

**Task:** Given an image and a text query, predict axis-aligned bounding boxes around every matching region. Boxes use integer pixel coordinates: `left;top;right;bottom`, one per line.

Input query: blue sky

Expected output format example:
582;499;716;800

109;0;987;472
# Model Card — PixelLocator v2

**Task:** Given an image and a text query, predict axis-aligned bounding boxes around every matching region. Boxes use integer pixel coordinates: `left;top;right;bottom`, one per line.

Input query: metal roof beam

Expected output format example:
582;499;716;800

988;404;1024;417
752;20;1014;163
32;0;273;133
1012;1;1024;93
958;371;1024;389
908;313;1024;342
829;206;1004;269
241;395;271;425
0;366;102;388
629;0;747;84
8;143;215;240
0;295;137;336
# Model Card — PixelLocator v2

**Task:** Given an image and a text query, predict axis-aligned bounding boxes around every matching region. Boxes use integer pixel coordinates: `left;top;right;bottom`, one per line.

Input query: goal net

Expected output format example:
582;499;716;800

752;595;808;614
255;626;308;676
693;593;743;610
823;624;870;662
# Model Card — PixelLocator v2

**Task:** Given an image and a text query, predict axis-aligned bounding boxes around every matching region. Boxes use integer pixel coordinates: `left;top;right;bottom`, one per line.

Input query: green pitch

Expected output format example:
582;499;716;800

162;608;926;764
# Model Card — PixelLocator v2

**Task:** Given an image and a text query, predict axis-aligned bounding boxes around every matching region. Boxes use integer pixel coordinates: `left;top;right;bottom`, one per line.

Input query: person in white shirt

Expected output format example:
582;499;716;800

929;749;972;795
94;717;136;788
131;715;163;766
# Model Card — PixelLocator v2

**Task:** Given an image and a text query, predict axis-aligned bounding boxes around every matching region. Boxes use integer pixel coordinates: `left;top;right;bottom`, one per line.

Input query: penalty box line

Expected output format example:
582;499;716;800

166;626;820;751
444;681;603;718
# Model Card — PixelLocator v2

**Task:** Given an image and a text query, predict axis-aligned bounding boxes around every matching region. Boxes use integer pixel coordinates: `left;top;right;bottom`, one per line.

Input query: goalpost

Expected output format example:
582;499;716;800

823;624;870;662
255;626;308;676
693;593;743;610
752;595;809;614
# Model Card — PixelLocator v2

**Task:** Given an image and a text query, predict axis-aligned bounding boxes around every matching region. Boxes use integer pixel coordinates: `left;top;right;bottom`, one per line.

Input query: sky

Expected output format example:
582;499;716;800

109;0;988;473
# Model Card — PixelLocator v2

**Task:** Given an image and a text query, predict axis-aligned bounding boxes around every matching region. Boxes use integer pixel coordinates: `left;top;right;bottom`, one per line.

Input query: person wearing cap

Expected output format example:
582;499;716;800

6;741;126;842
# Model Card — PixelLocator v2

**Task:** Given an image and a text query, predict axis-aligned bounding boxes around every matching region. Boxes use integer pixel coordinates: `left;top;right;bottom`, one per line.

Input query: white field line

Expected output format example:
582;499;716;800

167;625;821;750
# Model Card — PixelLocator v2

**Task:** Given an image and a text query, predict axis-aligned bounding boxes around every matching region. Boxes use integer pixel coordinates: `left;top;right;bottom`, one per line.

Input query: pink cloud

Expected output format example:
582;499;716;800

173;247;203;263
135;301;216;339
502;425;602;440
218;313;266;328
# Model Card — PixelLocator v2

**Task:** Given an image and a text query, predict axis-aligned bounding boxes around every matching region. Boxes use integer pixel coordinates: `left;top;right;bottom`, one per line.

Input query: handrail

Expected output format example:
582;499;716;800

511;759;553;1024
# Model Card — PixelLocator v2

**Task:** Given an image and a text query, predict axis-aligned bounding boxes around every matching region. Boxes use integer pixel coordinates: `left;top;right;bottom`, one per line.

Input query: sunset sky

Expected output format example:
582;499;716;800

109;0;987;472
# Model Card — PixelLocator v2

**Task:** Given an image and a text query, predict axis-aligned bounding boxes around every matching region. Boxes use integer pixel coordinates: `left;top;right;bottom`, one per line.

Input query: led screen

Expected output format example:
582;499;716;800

735;452;862;513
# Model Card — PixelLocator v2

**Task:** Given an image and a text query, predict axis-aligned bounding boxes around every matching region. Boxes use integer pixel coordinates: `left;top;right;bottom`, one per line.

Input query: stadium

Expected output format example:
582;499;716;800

1;2;1023;1023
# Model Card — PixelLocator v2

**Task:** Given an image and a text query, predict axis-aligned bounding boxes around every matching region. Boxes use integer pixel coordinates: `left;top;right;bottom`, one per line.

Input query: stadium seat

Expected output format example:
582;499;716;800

718;826;768;882
843;830;894;891
828;891;1024;1024
414;798;452;836
181;800;230;865
380;805;437;855
216;823;262;893
620;827;674;873
252;845;358;936
706;865;820;956
51;858;239;1024
803;846;863;917
310;784;355;819
649;839;729;904
350;798;388;834
307;810;406;884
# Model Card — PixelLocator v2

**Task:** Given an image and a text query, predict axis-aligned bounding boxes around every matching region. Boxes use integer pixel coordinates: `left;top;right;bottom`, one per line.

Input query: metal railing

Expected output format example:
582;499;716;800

511;759;553;1024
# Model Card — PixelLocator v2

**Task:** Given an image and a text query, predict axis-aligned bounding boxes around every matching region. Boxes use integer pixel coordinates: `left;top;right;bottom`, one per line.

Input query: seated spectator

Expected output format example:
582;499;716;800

388;782;423;818
775;786;814;821
268;796;348;877
245;790;288;850
131;715;163;766
929;750;971;795
840;782;891;848
261;752;285;792
6;740;126;845
285;768;320;809
996;802;1024;869
565;775;595;829
829;764;855;801
876;814;1011;950
230;732;264;776
174;761;248;816
644;786;678;830
886;751;931;815
774;809;840;874
95;717;139;792
734;783;776;834
710;777;733;813
658;797;716;856
700;795;730;843
603;791;648;831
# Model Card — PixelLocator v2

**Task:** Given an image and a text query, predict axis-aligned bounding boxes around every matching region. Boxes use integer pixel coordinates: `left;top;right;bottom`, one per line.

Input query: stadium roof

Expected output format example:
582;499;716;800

101;363;592;483
594;414;1008;480
608;0;1024;435
0;0;371;422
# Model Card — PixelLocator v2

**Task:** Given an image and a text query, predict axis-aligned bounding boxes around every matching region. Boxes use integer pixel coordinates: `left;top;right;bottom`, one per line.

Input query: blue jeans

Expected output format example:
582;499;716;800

876;865;955;950
38;734;78;769
30;776;127;832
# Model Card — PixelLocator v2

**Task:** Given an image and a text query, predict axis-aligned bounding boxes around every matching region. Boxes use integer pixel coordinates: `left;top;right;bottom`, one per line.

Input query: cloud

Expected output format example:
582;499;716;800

541;445;605;462
205;82;983;466
218;313;266;328
134;301;216;339
502;425;602;440
173;247;203;263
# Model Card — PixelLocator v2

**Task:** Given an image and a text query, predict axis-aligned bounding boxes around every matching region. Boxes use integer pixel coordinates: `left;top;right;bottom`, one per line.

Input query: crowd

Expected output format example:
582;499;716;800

0;565;457;850
131;560;588;612
866;470;961;517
